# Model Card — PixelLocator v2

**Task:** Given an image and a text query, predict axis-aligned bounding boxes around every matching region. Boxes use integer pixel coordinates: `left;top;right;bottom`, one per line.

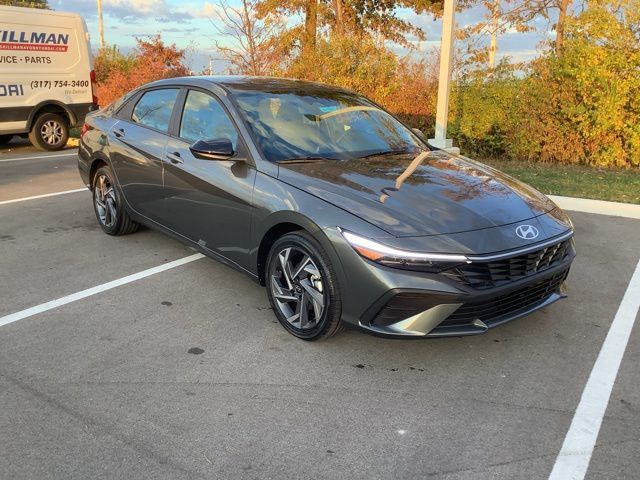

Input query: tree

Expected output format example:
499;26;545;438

93;46;135;84
464;0;576;59
95;35;189;106
303;0;319;52
212;0;284;75
520;0;640;166
0;0;48;7
452;0;640;167
327;0;443;47
255;0;443;55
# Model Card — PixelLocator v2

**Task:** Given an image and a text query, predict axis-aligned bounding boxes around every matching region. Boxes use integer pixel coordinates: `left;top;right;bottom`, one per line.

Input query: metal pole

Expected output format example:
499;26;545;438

429;0;457;152
489;0;499;68
97;0;105;48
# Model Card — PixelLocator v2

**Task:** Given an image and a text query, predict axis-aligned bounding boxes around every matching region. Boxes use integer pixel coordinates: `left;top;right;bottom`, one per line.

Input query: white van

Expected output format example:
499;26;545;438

0;5;97;150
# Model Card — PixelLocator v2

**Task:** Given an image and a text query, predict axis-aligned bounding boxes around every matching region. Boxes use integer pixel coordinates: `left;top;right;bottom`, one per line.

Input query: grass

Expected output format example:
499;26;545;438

480;159;640;205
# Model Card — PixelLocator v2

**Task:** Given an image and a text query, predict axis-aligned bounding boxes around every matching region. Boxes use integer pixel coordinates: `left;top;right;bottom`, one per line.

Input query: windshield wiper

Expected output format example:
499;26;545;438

277;156;337;164
360;149;415;159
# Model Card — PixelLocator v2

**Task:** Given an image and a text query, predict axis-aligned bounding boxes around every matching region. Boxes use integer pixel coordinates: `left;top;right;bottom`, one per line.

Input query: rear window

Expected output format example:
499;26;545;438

104;90;136;115
131;88;179;132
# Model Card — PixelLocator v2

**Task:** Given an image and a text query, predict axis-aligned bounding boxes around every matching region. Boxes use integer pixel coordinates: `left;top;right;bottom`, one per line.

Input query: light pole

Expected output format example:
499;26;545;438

489;0;499;68
429;0;458;153
97;0;105;49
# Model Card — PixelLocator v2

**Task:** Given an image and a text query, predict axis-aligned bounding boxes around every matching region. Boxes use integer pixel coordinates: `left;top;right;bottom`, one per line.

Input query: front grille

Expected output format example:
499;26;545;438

440;268;569;327
443;239;573;289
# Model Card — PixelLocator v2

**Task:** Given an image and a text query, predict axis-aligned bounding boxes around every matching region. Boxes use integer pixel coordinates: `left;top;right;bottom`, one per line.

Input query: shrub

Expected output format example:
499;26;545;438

95;35;189;107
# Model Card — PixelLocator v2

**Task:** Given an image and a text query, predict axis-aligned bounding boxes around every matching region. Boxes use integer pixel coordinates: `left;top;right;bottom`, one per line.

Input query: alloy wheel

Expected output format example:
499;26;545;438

94;174;117;228
40;120;64;146
270;246;326;330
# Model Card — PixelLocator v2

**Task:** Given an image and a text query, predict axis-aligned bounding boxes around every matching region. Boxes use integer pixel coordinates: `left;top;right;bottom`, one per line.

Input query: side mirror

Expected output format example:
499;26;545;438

189;138;235;160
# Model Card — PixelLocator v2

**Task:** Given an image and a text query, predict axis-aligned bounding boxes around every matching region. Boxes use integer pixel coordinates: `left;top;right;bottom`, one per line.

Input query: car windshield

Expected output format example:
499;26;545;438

231;88;424;162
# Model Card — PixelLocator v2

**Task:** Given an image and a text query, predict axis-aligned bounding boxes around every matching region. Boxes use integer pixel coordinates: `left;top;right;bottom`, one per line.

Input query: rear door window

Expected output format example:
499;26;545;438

131;88;179;132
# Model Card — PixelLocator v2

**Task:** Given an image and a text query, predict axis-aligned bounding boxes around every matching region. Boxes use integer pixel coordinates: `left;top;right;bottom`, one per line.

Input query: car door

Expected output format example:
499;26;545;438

163;88;256;270
108;87;179;222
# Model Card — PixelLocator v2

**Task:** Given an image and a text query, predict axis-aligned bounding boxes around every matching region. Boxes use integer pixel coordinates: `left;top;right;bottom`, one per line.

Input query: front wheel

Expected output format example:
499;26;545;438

266;231;343;340
92;165;140;235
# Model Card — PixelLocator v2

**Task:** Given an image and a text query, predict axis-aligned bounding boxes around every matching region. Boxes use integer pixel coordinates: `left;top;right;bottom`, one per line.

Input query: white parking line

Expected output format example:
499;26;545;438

0;188;88;206
0;150;78;162
549;259;640;480
0;253;205;328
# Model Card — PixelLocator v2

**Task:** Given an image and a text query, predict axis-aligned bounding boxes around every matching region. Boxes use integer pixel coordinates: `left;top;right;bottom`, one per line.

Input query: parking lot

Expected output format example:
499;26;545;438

1;142;639;479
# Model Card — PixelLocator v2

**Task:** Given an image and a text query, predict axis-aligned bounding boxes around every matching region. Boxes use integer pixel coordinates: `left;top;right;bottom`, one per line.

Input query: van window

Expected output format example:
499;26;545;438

131;89;178;132
179;90;238;148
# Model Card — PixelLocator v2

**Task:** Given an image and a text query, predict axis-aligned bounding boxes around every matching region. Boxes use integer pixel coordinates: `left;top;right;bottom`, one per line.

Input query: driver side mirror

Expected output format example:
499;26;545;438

189;138;235;160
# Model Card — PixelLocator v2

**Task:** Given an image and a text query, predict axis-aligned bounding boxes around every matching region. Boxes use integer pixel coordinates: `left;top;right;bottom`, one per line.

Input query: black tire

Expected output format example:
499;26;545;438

0;134;13;145
266;231;343;340
92;165;140;235
28;113;69;151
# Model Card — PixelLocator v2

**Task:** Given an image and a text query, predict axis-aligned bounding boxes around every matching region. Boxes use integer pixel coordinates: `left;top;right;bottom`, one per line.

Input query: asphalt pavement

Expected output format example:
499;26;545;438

0;144;638;479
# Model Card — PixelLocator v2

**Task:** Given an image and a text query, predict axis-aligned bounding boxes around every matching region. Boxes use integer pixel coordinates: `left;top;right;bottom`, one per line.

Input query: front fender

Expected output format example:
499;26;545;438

249;171;389;294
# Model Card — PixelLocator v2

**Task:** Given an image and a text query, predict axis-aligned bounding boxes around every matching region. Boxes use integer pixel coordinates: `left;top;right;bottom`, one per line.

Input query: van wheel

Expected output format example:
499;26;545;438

0;135;13;146
29;113;69;151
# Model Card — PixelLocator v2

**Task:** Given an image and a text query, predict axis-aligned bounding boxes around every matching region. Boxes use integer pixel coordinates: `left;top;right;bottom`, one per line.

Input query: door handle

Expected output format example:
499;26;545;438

112;128;125;138
166;151;183;164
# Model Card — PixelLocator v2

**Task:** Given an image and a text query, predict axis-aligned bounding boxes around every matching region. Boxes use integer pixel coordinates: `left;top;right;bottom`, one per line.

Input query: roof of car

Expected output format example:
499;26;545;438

149;75;356;95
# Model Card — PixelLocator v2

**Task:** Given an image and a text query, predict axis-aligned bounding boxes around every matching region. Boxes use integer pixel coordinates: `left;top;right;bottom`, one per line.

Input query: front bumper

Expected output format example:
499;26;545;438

325;227;576;338
361;264;570;337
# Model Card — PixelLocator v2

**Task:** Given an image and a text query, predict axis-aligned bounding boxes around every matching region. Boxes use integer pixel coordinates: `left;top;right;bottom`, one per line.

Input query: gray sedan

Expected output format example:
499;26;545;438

78;76;575;340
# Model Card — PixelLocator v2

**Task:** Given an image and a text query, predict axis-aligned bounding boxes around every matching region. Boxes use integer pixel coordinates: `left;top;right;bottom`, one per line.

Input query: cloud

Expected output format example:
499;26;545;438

162;26;200;33
500;49;539;63
199;2;221;18
54;0;217;22
103;0;194;21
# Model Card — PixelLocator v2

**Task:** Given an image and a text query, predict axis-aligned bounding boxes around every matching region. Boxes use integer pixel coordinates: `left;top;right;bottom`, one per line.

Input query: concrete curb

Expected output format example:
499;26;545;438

549;195;640;220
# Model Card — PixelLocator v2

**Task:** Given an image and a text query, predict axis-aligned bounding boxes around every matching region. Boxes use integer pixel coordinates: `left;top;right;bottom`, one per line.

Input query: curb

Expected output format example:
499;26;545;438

549;195;640;220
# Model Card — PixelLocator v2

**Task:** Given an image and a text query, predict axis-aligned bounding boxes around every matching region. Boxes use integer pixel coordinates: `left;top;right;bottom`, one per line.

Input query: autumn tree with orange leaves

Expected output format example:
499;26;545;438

94;35;190;107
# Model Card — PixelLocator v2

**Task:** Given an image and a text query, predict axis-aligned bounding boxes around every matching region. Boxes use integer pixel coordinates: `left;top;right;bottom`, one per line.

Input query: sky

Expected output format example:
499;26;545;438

49;0;558;72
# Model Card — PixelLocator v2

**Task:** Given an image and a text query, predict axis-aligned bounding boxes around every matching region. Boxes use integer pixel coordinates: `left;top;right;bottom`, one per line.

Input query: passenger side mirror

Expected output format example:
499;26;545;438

189;138;235;160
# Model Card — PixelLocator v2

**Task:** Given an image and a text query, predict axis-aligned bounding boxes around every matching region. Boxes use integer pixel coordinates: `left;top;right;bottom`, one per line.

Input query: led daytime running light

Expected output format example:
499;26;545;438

341;230;470;263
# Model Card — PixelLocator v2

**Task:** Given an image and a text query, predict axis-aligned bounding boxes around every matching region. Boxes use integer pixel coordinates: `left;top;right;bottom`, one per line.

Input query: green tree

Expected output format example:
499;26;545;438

93;46;135;84
520;0;640;167
0;0;49;7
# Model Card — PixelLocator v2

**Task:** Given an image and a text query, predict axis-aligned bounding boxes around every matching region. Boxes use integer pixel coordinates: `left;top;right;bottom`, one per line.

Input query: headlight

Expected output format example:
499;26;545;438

341;230;470;273
548;206;574;229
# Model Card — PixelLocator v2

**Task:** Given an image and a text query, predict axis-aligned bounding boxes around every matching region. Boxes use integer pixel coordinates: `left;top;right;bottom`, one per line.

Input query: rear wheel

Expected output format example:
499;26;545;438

28;113;69;151
266;232;343;340
92;165;139;235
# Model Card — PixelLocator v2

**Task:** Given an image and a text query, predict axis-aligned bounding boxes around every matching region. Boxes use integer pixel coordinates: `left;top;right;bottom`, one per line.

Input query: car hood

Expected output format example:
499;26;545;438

276;150;557;237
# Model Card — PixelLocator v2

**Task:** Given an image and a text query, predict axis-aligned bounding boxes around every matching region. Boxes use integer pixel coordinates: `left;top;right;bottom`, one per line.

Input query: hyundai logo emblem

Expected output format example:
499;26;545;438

515;224;539;240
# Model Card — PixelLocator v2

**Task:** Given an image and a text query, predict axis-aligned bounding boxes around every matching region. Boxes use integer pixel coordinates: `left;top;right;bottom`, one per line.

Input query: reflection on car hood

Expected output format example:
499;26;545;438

277;150;557;237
